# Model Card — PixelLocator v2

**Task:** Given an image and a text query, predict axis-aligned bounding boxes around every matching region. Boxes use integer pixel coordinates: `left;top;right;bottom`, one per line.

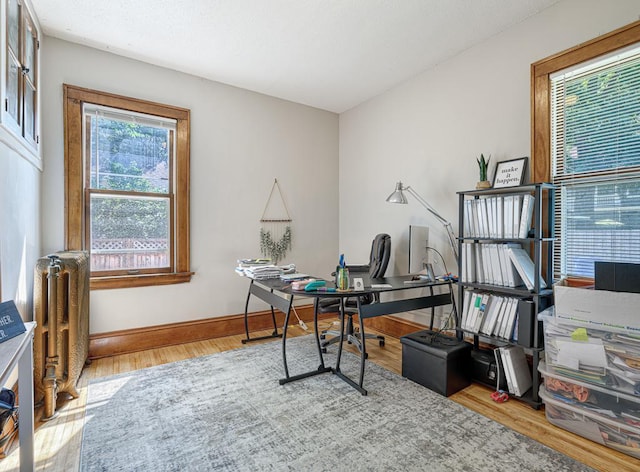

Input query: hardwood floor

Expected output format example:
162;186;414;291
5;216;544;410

1;322;638;472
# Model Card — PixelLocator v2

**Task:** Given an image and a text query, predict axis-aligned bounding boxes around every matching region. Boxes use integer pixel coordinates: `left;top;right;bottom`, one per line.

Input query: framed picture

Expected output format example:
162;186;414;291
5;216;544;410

492;157;528;188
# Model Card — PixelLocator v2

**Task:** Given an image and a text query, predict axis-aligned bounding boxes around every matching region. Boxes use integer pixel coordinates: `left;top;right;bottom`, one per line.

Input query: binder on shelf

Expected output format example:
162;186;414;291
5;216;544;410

512;194;522;238
500;298;519;340
518;194;535;238
479;198;489;238
500;346;532;397
489;244;502;286
496;244;510;286
474;293;491;333
468;292;481;331
475;244;485;284
472;200;480;238
503;195;514;238
481;296;503;336
501;243;524;288
498;346;516;394
507;247;546;291
464;200;474;237
461;289;474;329
496;196;504;239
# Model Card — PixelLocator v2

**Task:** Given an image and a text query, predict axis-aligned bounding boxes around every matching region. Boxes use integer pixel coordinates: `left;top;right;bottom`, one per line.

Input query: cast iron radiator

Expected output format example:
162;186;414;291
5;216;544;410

33;251;90;420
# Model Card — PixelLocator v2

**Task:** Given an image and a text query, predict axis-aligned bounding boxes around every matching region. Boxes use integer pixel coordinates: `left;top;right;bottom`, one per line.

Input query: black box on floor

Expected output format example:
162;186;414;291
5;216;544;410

470;348;507;390
400;330;471;397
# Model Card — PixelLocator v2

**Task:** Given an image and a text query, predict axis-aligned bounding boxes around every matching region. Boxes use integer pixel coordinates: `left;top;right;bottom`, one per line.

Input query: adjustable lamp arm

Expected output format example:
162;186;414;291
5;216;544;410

397;184;459;264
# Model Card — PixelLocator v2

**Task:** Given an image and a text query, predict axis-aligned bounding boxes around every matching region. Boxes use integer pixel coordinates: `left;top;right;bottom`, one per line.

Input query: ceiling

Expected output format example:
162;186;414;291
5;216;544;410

30;0;560;113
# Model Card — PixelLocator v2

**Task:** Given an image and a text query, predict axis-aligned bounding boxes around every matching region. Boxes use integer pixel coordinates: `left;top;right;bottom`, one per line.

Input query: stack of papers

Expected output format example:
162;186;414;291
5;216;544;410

235;259;282;279
280;273;309;281
240;265;282;280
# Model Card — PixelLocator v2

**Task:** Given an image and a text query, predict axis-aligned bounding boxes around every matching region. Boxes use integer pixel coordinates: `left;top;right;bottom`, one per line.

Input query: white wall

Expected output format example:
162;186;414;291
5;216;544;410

40;38;339;334
0;142;41;319
339;0;640;324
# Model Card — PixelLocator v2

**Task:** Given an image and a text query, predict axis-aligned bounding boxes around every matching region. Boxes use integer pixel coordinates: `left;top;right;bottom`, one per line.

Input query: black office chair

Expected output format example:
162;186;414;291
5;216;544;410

319;233;391;355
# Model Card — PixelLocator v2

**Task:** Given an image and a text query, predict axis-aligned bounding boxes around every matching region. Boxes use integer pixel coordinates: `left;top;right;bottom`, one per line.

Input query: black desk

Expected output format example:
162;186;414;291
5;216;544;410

241;276;456;395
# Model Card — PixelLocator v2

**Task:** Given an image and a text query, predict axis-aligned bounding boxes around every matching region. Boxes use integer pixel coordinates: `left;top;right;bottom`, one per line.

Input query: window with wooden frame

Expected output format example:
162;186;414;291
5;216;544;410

531;20;640;283
3;0;39;153
64;85;192;289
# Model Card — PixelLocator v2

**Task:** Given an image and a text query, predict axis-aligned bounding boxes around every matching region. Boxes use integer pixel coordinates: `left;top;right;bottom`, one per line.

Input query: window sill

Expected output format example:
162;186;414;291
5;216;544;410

561;277;594;288
90;272;194;290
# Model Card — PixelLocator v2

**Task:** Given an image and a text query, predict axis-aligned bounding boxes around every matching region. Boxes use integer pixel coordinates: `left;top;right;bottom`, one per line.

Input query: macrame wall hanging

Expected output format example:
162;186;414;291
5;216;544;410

259;179;292;264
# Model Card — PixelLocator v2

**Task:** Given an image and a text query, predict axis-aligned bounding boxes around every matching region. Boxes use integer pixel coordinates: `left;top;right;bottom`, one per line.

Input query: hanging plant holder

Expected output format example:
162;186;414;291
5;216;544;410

259;179;292;264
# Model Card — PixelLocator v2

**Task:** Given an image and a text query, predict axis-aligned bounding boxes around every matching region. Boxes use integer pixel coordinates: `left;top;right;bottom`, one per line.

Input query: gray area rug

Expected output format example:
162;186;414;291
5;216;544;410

80;336;592;471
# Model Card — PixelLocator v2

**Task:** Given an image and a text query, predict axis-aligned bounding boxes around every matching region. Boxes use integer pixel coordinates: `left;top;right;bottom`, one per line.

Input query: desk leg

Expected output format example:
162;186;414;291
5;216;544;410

242;280;283;344
279;297;331;386
281;299;292;379
18;335;35;472
312;298;327;369
331;299;368;395
357;318;367;392
334;298;346;373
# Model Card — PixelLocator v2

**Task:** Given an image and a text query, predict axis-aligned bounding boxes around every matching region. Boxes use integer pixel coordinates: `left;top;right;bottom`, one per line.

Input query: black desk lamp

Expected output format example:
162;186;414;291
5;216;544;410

386;181;459;264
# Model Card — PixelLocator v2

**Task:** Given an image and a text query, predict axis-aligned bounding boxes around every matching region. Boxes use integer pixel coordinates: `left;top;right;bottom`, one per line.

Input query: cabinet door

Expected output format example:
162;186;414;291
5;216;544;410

22;12;37;144
6;0;21;126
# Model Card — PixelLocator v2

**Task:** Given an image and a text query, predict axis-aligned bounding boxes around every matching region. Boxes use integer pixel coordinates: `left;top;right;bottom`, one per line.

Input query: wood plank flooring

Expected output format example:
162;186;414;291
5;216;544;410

1;322;638;472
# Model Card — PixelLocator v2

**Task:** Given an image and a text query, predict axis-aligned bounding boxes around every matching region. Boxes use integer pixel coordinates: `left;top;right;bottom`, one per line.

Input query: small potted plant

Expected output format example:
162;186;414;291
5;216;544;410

476;154;491;189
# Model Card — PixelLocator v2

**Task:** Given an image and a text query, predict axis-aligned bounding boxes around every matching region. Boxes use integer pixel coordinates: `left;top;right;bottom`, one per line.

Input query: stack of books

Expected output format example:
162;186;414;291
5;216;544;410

461;290;521;341
463;194;535;239
460;243;546;291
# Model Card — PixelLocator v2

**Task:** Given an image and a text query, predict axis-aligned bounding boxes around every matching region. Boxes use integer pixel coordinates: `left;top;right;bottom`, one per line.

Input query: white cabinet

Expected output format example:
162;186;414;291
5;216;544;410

1;0;41;168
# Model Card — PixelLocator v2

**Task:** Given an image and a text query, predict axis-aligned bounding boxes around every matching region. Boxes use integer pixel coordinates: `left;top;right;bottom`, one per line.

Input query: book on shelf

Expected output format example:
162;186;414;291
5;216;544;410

512;194;522;238
479;198;489;237
460;242;525;289
503;195;514;238
463;291;483;332
462;193;536;240
480;295;502;335
461;291;521;340
498;346;516;394
501;243;524;288
474;244;485;284
461;289;473;329
473;293;490;332
499;298;519;340
507;247;547;291
472;200;480;238
518;194;534;238
500;346;532;397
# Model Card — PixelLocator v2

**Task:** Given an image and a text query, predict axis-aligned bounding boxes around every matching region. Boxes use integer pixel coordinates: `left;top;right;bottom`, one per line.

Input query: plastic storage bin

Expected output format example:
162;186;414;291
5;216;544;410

539;386;640;458
540;311;640;398
539;361;639;418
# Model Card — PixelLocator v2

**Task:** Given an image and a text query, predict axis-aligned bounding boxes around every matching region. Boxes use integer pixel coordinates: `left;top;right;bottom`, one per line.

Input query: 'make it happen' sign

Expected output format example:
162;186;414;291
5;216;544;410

493;157;528;188
0;300;26;344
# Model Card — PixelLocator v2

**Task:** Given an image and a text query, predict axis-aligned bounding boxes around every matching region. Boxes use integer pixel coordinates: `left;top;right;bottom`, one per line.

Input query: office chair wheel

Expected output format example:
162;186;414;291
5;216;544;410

321;348;327;353
379;339;385;347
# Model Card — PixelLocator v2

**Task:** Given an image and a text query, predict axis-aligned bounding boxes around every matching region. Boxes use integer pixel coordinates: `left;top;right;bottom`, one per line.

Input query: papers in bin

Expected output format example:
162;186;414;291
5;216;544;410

556;337;607;371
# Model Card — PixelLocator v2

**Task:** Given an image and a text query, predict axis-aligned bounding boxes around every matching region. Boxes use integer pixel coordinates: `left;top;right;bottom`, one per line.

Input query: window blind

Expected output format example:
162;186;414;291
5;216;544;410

551;44;640;278
82;103;177;130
